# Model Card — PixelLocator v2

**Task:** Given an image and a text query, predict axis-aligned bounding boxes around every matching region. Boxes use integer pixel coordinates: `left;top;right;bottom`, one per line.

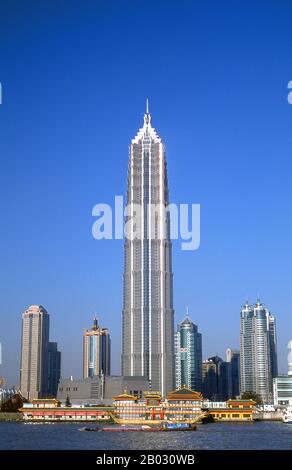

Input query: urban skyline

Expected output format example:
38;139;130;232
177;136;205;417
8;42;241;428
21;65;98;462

1;2;292;389
10;296;284;403
0;294;288;391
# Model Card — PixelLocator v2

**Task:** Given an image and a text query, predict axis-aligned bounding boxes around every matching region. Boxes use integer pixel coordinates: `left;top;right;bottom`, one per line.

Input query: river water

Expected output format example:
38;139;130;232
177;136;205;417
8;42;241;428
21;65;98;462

0;421;292;450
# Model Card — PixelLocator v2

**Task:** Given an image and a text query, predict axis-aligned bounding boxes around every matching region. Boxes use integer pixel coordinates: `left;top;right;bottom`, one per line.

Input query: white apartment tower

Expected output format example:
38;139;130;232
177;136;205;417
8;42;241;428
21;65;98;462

240;299;278;403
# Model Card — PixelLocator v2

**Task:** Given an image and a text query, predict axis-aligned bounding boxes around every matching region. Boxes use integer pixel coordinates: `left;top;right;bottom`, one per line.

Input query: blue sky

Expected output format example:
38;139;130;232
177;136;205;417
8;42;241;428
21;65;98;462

0;0;292;386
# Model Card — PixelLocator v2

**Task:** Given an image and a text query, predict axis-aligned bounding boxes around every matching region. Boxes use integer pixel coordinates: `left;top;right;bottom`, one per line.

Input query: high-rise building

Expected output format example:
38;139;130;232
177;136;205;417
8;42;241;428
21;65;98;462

83;318;111;378
288;340;292;377
226;348;240;399
174;315;202;392
47;342;61;397
273;341;292;406
20;305;50;400
121;102;174;396
268;314;278;379
202;355;229;401
240;299;278;403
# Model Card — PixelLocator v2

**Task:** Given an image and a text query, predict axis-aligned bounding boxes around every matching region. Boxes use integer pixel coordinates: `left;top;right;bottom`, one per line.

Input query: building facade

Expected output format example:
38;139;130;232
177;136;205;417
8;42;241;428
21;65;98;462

57;375;150;405
226;348;240;399
273;376;292;406
112;387;203;424
164;387;203;422
20;399;111;422
273;341;292;406
240;300;278;403
20;305;50;400
207;399;255;422
202;356;229;401
122;102;174;396
47;342;61;397
174;316;202;392
83;318;111;378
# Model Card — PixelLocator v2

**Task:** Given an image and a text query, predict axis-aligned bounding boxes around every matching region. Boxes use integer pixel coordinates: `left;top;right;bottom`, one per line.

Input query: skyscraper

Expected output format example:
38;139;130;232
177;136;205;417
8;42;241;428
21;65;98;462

20;305;50;400
47;342;61;397
273;342;292;406
174;315;202;392
226;348;240;399
288;340;292;377
122;102;174;396
240;299;278;403
202;355;229;401
83;318;111;378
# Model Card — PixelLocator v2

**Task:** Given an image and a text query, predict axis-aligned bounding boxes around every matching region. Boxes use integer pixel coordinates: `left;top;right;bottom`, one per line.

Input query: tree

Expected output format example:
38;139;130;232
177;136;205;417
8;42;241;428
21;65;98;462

65;395;71;407
241;391;262;404
0;393;28;412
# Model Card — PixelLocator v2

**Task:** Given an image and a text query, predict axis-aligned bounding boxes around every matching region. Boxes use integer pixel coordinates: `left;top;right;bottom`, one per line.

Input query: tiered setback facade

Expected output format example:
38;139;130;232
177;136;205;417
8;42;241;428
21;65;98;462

122;106;174;396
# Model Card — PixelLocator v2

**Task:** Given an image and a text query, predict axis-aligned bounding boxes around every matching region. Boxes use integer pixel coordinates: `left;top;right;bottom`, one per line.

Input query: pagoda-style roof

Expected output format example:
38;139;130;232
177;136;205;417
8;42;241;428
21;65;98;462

167;386;203;401
31;398;61;404
144;391;162;399
112;393;138;401
227;399;256;405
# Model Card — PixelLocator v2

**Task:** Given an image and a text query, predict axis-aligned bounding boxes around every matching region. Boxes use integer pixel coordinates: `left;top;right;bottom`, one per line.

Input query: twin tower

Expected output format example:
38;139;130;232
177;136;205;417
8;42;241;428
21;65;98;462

122;103;174;396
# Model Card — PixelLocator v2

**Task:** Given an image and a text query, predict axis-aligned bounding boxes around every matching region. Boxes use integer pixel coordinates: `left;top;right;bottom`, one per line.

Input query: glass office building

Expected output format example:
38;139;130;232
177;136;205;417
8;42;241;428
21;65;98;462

83;318;111;378
174;316;202;392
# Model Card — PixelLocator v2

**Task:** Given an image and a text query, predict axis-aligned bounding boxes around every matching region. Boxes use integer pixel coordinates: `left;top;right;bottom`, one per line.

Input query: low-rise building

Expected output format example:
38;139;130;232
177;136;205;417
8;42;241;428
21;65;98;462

57;375;149;405
20;398;112;421
112;393;146;421
202;401;227;409
144;392;164;421
112;387;204;424
273;376;292;406
165;387;203;422
273;351;292;406
207;399;255;421
20;390;256;423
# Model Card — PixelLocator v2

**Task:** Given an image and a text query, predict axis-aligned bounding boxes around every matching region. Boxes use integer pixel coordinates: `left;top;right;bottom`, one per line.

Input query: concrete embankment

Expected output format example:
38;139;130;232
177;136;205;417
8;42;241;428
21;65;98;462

253;411;283;421
0;412;23;421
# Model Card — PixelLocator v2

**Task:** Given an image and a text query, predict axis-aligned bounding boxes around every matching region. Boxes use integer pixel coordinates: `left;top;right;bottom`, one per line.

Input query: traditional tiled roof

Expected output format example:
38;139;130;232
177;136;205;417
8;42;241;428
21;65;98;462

144;392;162;399
31;399;60;403
167;386;203;400
227;399;256;404
112;393;138;401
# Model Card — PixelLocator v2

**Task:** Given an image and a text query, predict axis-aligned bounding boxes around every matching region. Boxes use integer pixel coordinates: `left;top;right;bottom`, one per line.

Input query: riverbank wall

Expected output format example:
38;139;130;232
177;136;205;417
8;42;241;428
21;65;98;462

0;412;23;421
253;411;283;421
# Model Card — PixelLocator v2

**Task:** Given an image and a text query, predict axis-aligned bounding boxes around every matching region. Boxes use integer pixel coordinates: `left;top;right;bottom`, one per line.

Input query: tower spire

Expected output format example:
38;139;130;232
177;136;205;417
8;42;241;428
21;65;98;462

144;98;151;125
92;316;98;330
